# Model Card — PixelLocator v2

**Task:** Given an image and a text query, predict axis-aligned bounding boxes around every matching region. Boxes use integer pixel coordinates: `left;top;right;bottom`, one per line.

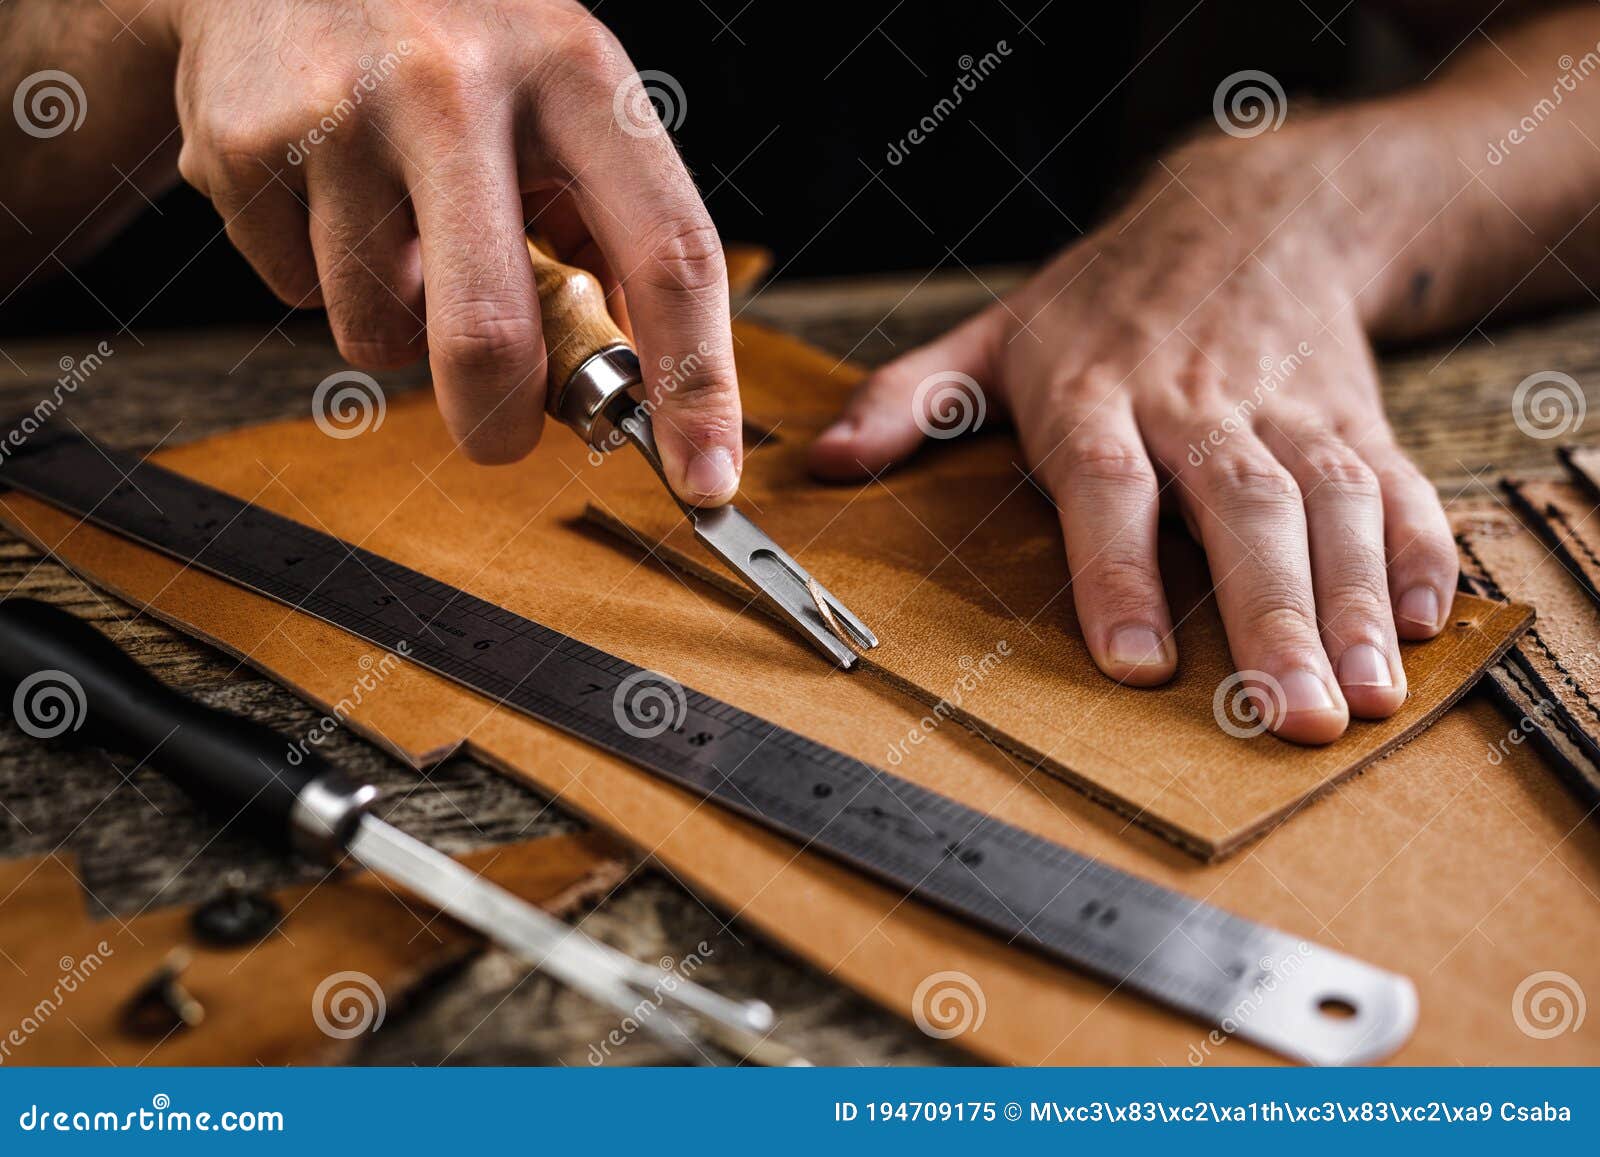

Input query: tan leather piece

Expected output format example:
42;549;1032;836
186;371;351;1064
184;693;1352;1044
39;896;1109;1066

591;329;1530;858
1506;472;1600;607
0;327;1588;1065
0;834;628;1065
1455;494;1600;806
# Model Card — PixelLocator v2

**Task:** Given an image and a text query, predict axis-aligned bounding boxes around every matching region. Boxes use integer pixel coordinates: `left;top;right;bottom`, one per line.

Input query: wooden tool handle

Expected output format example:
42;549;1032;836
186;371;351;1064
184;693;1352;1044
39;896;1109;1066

525;238;631;391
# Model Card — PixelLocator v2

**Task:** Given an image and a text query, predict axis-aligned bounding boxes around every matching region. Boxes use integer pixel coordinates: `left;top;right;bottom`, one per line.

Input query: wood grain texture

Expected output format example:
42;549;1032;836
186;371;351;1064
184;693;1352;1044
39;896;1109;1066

0;339;1595;1066
1;276;1598;1065
526;238;631;391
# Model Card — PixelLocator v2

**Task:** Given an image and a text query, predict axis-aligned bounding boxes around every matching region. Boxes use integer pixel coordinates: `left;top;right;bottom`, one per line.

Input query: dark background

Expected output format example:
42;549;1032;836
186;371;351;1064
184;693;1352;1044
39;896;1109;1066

2;1;1371;337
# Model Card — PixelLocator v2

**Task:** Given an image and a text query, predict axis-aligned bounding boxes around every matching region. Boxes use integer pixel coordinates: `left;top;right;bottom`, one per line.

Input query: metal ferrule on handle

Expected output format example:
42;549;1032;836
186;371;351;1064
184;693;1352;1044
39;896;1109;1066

547;344;643;451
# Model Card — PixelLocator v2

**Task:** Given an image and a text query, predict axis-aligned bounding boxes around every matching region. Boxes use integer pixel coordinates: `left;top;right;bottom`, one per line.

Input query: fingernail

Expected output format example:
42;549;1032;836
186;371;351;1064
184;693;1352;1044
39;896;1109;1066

1397;586;1440;629
1108;625;1165;667
684;445;738;501
816;419;856;445
1279;669;1337;716
1338;644;1393;688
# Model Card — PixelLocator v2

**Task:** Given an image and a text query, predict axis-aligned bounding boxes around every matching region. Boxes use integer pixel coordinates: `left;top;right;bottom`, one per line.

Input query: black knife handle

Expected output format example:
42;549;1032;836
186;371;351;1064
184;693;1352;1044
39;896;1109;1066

0;598;367;854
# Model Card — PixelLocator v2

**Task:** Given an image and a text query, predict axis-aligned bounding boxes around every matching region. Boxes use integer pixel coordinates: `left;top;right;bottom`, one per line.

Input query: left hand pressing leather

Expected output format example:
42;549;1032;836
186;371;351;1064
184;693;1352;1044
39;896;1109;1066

808;136;1458;745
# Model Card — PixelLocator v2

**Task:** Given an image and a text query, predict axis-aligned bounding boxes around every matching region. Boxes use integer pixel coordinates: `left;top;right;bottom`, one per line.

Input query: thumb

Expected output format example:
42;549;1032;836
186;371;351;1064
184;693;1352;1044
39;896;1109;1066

808;305;1006;482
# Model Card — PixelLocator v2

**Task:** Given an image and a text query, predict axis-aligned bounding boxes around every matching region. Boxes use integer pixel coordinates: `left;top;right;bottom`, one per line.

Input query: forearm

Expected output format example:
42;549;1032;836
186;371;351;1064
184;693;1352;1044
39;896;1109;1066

0;1;179;288
1117;3;1600;345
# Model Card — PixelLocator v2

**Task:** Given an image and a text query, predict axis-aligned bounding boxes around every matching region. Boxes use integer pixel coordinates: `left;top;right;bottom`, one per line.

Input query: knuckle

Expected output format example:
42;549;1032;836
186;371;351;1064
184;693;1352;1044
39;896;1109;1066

1079;551;1160;597
558;19;630;81
431;303;540;373
1319;553;1392;616
1245;598;1321;643
1059;437;1157;490
635;218;728;296
1203;450;1300;506
1298;440;1379;499
405;49;484;121
1392;528;1459;578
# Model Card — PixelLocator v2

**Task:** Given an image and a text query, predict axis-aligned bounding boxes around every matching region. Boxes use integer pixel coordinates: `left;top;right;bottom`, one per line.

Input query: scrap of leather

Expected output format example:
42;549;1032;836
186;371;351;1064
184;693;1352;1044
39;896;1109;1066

1456;487;1600;807
1507;464;1600;607
0;834;628;1065
588;331;1529;858
0;327;1590;1064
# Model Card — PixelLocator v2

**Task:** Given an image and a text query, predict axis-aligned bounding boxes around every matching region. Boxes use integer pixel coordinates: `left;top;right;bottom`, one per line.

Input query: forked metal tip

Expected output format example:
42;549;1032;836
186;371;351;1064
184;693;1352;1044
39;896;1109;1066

608;405;879;669
690;504;878;669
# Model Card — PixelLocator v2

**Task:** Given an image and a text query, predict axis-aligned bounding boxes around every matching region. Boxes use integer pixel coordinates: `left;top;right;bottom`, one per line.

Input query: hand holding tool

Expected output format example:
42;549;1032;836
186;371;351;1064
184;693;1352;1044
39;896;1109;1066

0;598;795;1066
526;239;878;669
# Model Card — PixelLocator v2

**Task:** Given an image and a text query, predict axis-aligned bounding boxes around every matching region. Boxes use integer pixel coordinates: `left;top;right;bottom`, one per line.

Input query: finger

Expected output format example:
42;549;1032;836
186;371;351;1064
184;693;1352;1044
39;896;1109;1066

1034;404;1175;686
305;158;425;369
405;115;544;465
1361;440;1459;639
523;186;631;339
533;45;741;504
808;305;1006;481
204;156;322;308
1172;435;1349;745
1261;418;1405;718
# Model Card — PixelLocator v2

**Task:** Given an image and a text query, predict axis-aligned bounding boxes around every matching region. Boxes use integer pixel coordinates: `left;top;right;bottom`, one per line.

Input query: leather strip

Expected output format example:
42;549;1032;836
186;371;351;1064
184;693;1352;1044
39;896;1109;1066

1454;497;1600;809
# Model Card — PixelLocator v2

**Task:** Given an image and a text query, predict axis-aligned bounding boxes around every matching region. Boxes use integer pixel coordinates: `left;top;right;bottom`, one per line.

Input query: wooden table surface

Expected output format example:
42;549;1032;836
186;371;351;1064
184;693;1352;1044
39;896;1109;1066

1;267;1594;1066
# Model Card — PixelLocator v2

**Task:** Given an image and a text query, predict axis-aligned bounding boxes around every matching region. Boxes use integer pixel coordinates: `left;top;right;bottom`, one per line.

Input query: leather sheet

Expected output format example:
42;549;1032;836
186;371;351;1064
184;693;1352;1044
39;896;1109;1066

0;325;1590;1065
0;834;627;1065
591;327;1529;858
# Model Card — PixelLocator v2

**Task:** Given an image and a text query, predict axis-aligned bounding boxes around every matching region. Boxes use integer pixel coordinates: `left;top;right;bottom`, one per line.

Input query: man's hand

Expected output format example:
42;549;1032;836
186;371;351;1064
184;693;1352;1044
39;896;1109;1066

811;134;1453;743
162;0;740;500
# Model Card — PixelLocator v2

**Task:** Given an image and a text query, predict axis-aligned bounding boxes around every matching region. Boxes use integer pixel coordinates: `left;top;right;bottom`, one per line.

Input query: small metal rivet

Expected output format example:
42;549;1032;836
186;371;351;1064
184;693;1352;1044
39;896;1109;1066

121;949;205;1037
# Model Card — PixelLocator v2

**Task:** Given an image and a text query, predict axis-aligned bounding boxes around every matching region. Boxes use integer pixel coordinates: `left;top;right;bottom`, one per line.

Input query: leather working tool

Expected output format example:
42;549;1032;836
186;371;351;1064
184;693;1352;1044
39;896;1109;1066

524;238;878;670
0;429;1418;1064
0;598;785;1066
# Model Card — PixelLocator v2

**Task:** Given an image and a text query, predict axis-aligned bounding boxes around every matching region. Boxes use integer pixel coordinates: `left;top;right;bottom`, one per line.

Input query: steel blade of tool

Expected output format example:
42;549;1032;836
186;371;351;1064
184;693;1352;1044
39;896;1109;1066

609;406;877;665
0;425;1417;1064
346;816;768;1060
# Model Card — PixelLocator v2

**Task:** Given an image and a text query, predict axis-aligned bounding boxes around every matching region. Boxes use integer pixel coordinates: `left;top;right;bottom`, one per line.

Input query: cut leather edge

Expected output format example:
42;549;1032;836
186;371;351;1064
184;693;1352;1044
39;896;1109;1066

585;501;1535;861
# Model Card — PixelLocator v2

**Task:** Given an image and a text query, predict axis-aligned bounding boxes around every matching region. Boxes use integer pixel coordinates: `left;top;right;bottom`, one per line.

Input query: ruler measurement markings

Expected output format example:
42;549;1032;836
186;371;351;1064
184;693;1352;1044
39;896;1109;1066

0;430;1418;1065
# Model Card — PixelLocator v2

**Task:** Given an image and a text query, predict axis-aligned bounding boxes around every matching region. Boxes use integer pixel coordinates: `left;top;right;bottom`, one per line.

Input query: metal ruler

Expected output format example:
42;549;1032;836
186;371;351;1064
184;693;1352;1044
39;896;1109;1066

0;425;1416;1065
